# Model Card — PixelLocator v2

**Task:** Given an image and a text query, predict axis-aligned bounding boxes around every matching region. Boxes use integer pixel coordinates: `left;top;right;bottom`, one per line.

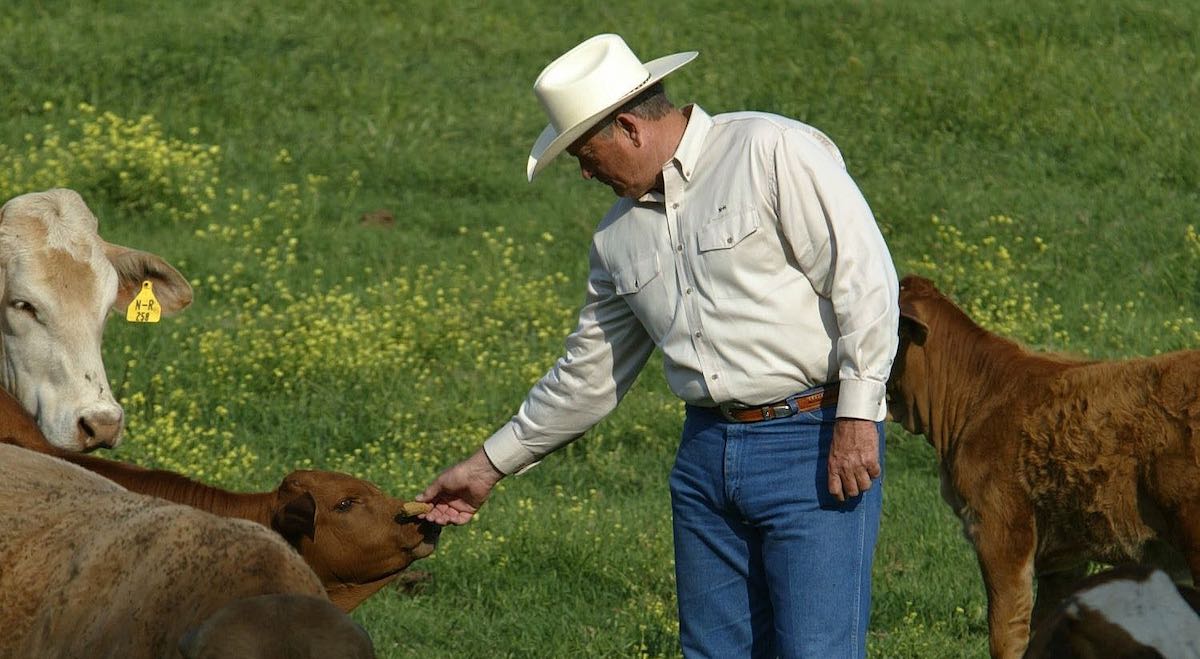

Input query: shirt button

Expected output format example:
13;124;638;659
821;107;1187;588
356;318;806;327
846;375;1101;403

676;244;683;252
726;237;733;244
694;331;702;338
672;203;679;209
711;374;719;380
685;287;693;295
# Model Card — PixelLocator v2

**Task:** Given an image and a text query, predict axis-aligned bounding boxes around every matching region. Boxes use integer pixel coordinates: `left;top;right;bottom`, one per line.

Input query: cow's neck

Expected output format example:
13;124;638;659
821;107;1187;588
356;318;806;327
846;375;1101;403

920;319;1042;462
58;451;276;525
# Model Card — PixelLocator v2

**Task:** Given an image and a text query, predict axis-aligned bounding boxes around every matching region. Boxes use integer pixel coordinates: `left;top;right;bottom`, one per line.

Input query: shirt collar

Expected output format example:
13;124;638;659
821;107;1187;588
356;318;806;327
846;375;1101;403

671;104;712;183
638;104;713;205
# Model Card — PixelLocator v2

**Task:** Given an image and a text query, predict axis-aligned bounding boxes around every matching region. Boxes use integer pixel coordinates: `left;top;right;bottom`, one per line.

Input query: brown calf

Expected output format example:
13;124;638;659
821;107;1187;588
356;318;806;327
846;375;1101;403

0;444;374;659
888;275;1200;659
0;389;438;612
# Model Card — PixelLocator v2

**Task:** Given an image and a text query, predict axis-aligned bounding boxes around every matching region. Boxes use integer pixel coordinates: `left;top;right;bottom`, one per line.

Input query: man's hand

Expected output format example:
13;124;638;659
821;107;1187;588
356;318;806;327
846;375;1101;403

827;418;881;502
416;448;506;525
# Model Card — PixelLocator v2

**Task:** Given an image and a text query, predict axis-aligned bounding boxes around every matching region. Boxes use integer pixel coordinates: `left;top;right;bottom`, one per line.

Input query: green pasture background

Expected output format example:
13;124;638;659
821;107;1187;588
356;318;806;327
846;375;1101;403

2;1;1198;656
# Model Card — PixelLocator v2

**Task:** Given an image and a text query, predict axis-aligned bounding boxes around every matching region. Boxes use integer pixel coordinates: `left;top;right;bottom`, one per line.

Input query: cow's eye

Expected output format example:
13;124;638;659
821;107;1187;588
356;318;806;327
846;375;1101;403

10;300;37;318
334;498;355;512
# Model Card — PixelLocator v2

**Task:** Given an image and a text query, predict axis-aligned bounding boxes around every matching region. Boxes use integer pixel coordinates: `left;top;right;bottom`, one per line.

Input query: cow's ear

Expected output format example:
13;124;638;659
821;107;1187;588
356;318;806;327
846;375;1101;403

102;242;194;316
177;626;204;659
273;491;317;545
899;299;929;345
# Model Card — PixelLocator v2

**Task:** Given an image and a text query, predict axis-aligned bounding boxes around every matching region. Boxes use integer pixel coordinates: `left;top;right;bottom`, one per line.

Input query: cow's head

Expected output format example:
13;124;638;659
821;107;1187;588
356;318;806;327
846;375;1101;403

886;274;937;435
269;470;441;612
0;189;192;451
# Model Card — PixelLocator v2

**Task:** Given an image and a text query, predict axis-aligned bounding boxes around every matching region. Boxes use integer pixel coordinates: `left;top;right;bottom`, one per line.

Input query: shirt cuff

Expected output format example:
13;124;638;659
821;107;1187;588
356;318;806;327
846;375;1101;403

482;423;542;476
834;378;887;422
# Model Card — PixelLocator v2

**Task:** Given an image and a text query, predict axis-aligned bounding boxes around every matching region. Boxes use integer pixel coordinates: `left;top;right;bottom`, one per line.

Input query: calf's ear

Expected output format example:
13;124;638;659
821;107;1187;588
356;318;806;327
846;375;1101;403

898;299;929;345
273;491;317;545
103;242;194;316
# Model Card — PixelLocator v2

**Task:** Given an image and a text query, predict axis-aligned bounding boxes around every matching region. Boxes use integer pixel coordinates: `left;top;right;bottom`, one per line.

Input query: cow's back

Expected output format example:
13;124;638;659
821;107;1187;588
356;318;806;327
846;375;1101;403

1018;350;1200;563
0;444;326;658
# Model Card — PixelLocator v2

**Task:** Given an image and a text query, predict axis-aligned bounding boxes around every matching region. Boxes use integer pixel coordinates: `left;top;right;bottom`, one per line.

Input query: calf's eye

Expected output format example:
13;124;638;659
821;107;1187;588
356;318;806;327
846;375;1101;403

334;498;355;512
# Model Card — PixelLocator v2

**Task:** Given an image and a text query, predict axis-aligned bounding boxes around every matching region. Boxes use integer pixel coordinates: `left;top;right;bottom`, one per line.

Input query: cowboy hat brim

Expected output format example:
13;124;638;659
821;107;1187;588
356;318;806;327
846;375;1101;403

526;51;698;181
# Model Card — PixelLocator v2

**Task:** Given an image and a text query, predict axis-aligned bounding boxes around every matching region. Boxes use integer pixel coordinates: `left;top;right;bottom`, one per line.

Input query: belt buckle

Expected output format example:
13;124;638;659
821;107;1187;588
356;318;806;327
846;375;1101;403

718;401;795;423
772;401;796;420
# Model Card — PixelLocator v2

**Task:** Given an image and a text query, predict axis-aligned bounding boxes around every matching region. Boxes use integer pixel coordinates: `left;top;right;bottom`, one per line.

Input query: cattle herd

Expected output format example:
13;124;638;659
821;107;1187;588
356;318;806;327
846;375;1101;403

0;188;1197;658
0;189;440;657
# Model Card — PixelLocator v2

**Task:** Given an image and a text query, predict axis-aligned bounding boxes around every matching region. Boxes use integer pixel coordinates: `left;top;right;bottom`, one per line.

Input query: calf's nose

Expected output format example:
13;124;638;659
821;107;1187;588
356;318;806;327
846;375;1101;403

78;410;123;450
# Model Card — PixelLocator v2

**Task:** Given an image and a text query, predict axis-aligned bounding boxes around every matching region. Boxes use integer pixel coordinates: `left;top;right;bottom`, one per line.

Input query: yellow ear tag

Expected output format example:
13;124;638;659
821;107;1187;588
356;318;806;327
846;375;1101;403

126;281;162;323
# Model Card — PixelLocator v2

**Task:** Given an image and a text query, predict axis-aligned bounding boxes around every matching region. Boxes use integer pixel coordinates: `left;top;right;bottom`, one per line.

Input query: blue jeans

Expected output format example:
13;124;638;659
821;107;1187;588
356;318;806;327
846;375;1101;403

670;402;884;659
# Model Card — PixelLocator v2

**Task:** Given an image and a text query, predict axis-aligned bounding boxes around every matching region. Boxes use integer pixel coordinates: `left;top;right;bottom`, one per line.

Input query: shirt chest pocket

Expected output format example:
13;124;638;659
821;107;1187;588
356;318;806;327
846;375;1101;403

611;253;671;340
694;209;786;300
613;253;662;295
697;209;761;252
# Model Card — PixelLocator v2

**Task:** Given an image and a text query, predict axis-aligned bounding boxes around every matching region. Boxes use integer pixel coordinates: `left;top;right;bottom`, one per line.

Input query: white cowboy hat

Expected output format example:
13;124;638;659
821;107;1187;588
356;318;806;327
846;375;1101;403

526;34;697;181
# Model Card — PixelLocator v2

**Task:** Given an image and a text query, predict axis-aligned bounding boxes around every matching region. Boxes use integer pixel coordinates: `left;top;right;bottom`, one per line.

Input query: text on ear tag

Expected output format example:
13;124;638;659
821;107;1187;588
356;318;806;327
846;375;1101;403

126;281;162;323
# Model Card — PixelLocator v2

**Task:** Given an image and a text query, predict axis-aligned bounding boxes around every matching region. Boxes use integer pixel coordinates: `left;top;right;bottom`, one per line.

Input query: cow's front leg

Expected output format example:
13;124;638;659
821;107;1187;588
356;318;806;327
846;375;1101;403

972;515;1037;659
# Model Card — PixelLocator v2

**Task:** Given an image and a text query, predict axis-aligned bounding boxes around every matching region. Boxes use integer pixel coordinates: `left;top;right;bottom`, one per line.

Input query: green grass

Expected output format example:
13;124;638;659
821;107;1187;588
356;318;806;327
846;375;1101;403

2;1;1198;656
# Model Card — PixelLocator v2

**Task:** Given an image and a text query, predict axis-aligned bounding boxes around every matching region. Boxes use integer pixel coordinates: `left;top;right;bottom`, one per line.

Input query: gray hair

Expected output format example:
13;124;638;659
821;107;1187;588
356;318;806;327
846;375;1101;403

594;82;673;138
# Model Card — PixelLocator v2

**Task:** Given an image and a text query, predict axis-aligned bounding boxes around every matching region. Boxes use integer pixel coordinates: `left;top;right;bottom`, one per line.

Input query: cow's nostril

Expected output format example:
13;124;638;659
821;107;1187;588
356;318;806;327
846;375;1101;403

78;412;123;450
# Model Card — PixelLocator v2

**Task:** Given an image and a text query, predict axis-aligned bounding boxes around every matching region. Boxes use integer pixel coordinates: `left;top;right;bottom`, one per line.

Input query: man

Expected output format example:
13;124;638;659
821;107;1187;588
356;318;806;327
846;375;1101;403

419;33;898;658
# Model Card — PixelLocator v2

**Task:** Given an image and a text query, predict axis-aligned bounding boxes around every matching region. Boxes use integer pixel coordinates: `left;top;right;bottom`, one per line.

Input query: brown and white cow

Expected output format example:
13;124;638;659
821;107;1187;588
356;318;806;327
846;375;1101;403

0;188;192;451
887;274;1200;659
1025;564;1200;659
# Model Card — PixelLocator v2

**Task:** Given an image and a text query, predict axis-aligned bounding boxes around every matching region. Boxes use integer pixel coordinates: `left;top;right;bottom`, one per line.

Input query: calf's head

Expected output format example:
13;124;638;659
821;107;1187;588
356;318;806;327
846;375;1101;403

886;274;938;436
269;470;441;611
0;189;192;451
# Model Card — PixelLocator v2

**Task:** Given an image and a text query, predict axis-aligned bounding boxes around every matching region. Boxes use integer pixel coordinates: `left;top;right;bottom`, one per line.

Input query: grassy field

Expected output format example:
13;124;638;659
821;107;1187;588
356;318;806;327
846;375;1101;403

2;1;1198;656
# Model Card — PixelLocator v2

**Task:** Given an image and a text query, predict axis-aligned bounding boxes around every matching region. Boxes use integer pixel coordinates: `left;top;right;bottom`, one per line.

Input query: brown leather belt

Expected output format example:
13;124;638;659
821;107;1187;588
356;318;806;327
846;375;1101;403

718;384;839;423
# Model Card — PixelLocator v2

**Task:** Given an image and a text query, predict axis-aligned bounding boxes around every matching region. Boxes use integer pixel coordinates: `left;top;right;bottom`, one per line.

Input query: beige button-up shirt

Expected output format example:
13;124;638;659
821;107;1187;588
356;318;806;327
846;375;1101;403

485;105;898;475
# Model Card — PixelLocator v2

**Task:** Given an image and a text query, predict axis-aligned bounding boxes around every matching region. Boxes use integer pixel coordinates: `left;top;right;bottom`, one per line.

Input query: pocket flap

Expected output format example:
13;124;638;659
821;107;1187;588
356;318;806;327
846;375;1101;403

698;210;760;252
612;254;661;295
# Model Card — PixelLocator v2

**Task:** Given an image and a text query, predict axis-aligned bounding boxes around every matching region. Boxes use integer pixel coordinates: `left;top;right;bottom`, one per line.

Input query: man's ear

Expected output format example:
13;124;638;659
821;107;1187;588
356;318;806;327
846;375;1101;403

272;491;317;546
613;113;641;147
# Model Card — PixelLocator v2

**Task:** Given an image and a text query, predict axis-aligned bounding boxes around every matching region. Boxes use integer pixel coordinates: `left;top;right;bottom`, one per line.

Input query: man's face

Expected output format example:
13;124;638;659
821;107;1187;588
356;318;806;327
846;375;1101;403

567;119;655;199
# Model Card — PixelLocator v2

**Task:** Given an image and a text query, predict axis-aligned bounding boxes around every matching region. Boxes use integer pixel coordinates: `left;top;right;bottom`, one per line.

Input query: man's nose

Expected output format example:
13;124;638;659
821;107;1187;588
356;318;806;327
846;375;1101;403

579;164;594;180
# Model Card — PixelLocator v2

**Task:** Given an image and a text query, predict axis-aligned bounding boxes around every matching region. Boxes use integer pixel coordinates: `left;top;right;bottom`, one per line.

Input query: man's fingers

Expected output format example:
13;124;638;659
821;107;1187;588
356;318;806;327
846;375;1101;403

855;470;872;494
418;498;473;526
827;471;844;502
424;506;471;526
828;463;878;501
841;473;860;499
417;479;446;504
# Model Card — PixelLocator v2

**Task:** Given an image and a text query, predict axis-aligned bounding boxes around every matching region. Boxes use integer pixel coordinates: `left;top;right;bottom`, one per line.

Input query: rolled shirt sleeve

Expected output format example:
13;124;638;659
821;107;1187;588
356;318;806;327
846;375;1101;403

483;242;656;475
773;128;899;421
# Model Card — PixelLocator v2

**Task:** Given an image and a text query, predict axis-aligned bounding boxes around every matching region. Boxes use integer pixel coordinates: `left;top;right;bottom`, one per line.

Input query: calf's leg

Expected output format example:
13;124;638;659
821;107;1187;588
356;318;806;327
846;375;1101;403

973;518;1037;659
1178;504;1200;585
1031;563;1088;626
